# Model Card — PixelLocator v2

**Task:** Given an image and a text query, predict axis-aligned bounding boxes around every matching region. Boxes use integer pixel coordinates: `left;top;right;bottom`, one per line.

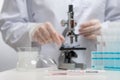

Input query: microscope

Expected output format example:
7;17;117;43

58;5;87;70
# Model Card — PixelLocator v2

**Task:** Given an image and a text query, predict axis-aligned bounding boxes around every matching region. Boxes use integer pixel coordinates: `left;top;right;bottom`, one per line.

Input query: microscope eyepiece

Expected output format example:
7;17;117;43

69;5;73;12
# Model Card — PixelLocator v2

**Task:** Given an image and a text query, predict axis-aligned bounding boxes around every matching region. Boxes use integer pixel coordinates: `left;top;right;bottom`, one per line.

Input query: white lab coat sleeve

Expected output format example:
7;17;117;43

105;0;120;21
0;0;40;50
101;0;120;29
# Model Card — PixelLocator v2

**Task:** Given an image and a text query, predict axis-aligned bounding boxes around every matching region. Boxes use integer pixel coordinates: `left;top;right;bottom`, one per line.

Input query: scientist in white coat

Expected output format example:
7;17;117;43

0;0;120;68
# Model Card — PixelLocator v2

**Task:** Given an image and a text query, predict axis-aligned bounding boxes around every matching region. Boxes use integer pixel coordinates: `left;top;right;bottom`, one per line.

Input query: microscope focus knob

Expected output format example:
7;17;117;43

61;20;67;27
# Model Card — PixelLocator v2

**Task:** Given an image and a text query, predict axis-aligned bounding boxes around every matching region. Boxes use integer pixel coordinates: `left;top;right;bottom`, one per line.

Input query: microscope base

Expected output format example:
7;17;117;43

58;63;86;70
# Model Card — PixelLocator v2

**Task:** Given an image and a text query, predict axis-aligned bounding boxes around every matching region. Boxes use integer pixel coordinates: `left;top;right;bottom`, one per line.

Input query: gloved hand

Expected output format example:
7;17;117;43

31;22;65;45
79;19;101;40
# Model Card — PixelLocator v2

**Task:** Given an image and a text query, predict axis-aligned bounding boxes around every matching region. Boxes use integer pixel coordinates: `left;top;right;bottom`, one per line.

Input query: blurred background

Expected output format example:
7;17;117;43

0;0;17;72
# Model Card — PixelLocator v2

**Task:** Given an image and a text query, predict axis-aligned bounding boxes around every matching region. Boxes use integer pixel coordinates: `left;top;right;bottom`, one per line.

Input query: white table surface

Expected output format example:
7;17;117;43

0;67;120;80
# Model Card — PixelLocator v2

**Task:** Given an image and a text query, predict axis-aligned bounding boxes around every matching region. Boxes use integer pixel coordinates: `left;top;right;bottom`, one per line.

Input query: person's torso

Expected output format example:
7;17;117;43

29;0;106;33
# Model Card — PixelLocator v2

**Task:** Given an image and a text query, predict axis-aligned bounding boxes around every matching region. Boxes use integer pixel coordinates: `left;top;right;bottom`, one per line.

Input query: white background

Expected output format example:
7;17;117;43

0;0;17;72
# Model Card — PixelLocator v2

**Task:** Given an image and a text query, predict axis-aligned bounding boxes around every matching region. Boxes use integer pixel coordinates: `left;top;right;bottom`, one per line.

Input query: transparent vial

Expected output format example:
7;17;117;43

16;47;38;71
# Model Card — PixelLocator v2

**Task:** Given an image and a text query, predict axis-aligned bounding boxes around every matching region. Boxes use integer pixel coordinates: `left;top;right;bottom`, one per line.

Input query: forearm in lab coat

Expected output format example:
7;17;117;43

101;0;120;30
0;0;39;50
